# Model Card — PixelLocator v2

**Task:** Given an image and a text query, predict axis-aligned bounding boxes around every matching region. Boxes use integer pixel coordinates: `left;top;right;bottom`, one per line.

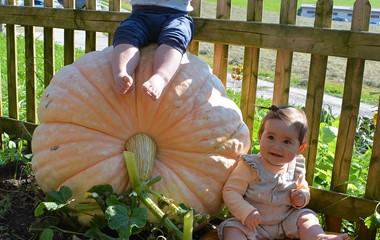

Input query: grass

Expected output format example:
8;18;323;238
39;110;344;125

205;0;380;12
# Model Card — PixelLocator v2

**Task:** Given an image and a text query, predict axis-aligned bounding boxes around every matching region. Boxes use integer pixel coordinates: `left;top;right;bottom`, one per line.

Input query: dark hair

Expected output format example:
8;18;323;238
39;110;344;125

258;105;308;144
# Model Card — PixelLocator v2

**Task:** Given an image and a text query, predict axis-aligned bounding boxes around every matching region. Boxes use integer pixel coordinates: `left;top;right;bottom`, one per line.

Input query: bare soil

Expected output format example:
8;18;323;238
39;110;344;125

0;161;45;239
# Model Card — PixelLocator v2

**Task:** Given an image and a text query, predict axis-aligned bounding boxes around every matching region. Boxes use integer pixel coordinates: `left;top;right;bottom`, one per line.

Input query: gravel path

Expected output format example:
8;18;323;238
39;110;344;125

227;79;376;118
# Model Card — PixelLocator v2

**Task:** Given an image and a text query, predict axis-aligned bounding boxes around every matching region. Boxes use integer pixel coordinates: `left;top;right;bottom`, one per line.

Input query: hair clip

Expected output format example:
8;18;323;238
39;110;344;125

254;105;279;112
269;105;279;113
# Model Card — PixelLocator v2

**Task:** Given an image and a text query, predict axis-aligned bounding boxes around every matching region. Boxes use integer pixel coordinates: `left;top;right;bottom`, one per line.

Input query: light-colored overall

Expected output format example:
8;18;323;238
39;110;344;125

218;154;316;239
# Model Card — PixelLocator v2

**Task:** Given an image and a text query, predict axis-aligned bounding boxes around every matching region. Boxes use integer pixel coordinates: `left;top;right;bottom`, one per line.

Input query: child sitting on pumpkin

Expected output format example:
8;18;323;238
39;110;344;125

111;0;194;101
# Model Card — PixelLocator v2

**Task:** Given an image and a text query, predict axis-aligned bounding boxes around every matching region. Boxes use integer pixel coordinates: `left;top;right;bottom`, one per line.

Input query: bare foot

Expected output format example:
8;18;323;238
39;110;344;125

115;74;134;94
316;233;349;240
122;75;134;94
142;74;168;101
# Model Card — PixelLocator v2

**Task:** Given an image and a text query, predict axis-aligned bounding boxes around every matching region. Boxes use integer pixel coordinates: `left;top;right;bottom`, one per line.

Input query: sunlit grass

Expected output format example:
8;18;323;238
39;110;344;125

205;0;380;12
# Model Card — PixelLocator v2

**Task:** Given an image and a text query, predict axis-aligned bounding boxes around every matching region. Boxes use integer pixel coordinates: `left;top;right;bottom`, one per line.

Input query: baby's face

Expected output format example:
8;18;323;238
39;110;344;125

259;119;302;167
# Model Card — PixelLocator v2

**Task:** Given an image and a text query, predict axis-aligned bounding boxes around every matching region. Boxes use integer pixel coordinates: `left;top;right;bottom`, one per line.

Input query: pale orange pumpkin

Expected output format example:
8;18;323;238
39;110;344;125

31;44;251;221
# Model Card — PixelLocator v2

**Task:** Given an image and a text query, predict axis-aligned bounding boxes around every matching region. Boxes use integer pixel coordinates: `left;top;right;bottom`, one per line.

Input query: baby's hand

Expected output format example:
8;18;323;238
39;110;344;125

291;189;306;207
244;210;262;232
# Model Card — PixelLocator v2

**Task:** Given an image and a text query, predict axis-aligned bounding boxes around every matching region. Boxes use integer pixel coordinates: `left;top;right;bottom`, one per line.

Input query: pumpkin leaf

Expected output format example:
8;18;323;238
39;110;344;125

34;186;73;217
87;184;114;198
106;195;126;207
34;201;69;217
364;211;380;230
105;205;148;239
90;215;108;229
45;185;73;204
38;228;54;240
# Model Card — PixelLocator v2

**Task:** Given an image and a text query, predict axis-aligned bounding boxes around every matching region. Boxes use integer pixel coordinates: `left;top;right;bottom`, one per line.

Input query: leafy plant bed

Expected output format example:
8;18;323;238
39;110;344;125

0;160;222;239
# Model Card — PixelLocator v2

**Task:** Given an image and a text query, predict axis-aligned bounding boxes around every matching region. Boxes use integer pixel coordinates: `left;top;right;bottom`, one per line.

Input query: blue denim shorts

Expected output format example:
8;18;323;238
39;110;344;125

113;6;194;55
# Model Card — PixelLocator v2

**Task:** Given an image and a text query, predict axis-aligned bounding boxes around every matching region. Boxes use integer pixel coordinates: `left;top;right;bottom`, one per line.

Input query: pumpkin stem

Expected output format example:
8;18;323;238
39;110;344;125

124;151;184;240
125;133;156;181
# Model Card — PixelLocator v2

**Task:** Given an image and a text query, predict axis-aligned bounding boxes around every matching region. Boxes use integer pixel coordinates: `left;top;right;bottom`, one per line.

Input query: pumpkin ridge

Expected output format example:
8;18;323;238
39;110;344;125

152;160;209;212
59;155;129;195
57;154;121;185
34;144;125;190
72;47;138;135
72;51;136;134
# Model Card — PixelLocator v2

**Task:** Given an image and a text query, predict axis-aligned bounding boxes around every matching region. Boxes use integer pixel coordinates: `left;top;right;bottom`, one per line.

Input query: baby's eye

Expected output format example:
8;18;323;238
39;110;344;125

284;140;292;144
268;135;274;140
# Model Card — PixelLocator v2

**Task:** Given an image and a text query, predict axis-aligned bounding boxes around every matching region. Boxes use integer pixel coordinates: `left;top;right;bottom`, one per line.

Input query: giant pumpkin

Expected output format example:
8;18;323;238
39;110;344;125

31;44;251;221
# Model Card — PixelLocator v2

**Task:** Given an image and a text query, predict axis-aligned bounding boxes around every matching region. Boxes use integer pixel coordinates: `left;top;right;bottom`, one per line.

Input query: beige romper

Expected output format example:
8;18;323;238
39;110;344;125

218;154;316;239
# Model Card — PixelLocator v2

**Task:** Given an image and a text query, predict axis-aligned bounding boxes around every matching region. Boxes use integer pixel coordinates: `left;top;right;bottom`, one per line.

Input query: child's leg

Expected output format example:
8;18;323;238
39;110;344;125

142;44;182;101
111;43;140;94
223;227;248;240
298;213;349;240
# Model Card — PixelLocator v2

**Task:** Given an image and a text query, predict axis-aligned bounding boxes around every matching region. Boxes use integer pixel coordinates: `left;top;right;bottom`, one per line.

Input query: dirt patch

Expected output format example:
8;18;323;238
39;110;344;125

0;161;41;239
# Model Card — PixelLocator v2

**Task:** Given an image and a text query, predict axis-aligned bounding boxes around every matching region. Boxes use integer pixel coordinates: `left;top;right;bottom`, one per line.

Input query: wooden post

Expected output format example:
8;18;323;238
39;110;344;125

43;0;55;87
304;0;333;185
272;0;297;105
240;0;263;136
188;0;201;55
85;0;97;53
63;0;75;65
212;0;231;87
6;0;19;120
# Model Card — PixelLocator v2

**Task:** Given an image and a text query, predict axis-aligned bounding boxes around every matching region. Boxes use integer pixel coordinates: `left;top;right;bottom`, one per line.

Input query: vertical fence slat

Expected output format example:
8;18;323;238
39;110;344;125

363;96;380;238
365;95;380;198
212;0;231;87
43;0;55;87
272;0;297;105
108;0;121;46
188;0;201;55
25;0;37;124
328;0;371;234
240;0;263;135
43;29;54;87
64;0;75;65
304;0;333;185
6;0;18;120
85;0;97;53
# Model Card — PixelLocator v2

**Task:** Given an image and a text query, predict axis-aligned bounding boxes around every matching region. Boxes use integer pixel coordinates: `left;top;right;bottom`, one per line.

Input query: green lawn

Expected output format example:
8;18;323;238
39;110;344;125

205;0;380;12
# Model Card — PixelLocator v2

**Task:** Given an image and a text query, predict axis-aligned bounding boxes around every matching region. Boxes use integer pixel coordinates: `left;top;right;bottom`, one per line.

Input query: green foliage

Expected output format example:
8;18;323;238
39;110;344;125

34;186;74;217
364;203;380;230
32;175;208;240
312;110;374;198
0;133;32;166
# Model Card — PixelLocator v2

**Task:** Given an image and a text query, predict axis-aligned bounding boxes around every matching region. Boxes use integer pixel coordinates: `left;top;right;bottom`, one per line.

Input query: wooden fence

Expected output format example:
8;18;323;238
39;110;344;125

1;0;380;238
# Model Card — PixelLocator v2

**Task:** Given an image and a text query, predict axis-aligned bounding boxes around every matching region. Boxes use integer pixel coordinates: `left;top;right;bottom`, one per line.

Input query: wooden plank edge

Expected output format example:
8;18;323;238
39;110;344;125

0;117;38;141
